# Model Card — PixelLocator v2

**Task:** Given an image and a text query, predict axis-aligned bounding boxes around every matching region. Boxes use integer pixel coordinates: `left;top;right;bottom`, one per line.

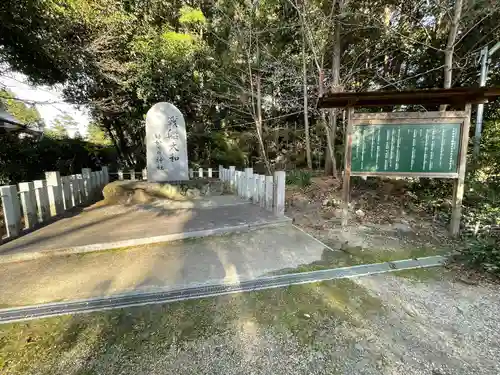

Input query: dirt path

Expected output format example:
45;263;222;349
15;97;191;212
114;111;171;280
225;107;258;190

285;177;459;261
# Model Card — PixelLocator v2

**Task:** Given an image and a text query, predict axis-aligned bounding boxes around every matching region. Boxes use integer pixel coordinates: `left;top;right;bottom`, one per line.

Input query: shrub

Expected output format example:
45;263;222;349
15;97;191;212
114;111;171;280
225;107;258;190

0;133;117;185
286;170;312;188
457;237;500;277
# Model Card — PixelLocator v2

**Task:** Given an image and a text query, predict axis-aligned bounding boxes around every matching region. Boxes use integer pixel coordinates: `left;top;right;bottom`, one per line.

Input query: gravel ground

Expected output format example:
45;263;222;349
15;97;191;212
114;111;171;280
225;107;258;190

132;274;499;375
2;269;499;375
355;272;500;375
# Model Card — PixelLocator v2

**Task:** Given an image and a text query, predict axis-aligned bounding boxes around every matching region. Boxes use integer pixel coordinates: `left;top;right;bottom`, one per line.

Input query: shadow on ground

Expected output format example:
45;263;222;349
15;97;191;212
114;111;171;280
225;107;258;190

1;269;499;375
0;278;385;375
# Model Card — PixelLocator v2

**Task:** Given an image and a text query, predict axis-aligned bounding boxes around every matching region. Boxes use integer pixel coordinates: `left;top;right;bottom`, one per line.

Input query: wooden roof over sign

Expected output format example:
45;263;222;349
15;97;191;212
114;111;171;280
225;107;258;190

317;87;500;108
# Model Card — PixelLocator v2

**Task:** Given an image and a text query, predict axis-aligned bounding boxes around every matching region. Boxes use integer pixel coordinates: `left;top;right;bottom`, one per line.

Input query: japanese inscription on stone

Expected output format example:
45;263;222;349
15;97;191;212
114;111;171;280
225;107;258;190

146;102;188;181
351;123;461;174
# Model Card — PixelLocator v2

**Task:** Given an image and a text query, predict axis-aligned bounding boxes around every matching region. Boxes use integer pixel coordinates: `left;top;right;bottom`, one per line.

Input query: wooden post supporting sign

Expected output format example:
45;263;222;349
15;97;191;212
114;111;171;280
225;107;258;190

340;109;471;236
320;87;500;237
450;103;472;236
341;107;354;227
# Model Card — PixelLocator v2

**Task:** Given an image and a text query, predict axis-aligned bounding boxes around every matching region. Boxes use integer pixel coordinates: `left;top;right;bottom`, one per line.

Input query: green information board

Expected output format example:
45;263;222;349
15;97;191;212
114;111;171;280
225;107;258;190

351;123;461;174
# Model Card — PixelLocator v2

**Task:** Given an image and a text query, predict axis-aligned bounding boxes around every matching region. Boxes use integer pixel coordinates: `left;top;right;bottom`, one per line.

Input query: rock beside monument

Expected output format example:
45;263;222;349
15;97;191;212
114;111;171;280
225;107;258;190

102;181;185;204
101;180;230;205
185;188;201;199
131;189;153;204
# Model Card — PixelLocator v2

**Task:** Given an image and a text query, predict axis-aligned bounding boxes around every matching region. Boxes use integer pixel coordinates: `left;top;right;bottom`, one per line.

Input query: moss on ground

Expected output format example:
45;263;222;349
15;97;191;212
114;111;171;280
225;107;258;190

274;244;449;275
0;279;384;374
392;266;446;282
344;244;449;264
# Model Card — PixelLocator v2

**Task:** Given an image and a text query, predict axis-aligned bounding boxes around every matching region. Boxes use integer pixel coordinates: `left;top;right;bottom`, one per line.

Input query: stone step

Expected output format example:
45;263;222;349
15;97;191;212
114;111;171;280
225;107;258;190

0;197;291;264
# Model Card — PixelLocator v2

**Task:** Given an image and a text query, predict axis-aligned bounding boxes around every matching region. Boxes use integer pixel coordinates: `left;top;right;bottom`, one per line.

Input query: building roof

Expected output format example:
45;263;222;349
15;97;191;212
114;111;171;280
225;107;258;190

317;87;500;108
0;109;40;135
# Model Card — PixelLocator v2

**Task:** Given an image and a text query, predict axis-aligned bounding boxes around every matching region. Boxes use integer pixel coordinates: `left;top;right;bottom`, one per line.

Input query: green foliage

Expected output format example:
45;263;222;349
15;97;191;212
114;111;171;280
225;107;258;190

457;237;500;277
44;125;69;139
189;131;246;168
0;133;117;185
86;122;112;145
179;6;206;26
1;0;500;172
44;114;80;139
0;0;86;85
474;119;500;175
286;170;312;188
0;89;44;129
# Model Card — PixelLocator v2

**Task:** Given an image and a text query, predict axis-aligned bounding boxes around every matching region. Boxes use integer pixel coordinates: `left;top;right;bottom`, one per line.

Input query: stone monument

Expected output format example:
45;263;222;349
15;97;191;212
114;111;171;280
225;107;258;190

146;102;189;181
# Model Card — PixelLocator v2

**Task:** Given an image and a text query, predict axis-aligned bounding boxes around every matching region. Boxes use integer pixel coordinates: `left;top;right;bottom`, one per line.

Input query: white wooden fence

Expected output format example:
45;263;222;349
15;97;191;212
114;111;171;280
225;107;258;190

115;166;286;216
1;167;109;241
218;165;286;217
116;168;216;181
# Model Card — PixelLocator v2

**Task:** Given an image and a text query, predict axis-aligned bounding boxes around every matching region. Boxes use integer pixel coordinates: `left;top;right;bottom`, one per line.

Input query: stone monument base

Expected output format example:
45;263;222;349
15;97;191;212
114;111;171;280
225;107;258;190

101;180;231;205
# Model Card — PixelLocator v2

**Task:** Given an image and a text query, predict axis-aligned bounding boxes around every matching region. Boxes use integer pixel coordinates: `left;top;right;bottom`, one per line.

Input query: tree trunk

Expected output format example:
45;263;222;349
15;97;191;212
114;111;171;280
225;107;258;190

324;0;342;177
255;41;272;174
319;68;336;175
248;34;272;175
440;0;463;111
103;124;125;162
112;122;134;166
302;30;312;169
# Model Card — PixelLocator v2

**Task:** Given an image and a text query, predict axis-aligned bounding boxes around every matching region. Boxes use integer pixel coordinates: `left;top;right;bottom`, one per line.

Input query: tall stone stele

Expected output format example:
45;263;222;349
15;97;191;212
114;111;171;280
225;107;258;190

146;102;189;181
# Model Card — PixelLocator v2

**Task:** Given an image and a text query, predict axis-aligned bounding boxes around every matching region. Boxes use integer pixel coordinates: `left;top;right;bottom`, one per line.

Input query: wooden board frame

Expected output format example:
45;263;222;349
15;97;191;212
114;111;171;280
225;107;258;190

350;111;467;178
342;107;472;236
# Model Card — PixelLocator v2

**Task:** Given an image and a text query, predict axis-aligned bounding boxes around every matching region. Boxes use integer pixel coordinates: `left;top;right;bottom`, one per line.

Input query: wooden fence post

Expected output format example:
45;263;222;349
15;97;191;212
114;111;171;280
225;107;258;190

76;174;86;203
273;171;286;216
229;166;236;189
70;175;79;207
245;168;253;199
61;176;72;210
45;171;64;216
265;175;274;211
33;180;50;222
252;174;259;203
0;185;22;238
90;172;98;200
236;171;242;197
101;166;109;185
81;168;92;203
259;175;266;207
18;182;38;229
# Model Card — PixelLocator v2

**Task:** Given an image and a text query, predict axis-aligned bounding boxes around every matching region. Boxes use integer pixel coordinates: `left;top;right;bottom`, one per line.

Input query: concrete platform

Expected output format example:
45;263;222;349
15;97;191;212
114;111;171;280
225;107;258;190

0;196;290;263
0;225;329;307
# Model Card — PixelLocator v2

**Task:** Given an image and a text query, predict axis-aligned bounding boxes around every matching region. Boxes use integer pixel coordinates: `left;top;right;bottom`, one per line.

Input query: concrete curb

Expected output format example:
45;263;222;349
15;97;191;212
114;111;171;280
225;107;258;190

0;255;445;324
0;216;293;265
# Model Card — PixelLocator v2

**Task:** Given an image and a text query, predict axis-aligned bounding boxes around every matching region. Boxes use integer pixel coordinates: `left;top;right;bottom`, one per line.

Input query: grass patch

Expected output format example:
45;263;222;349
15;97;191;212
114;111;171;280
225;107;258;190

453;237;500;277
392;266;445;282
275;244;449;275
247;280;384;344
286;170;312;188
345;245;448;264
0;279;384;374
